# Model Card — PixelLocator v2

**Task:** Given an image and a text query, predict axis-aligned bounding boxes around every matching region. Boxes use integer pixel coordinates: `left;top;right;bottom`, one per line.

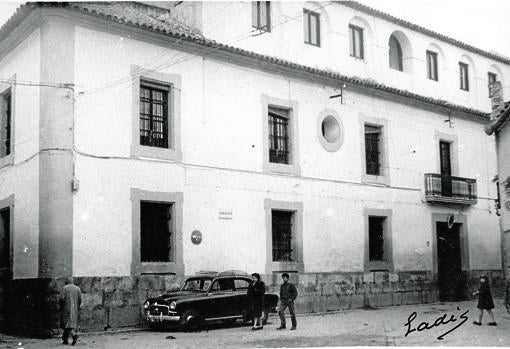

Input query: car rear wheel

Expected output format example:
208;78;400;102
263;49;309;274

180;309;203;332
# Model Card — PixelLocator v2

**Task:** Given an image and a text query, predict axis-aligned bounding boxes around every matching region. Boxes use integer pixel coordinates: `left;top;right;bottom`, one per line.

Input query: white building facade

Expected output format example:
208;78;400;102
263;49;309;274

0;1;506;333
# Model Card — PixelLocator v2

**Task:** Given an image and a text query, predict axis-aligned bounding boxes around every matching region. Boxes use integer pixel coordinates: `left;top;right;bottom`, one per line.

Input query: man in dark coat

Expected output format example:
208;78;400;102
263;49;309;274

60;277;82;345
277;273;298;330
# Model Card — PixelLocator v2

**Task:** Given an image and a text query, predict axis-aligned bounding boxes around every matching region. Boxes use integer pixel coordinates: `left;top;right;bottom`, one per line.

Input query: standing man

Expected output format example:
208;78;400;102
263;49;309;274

60;277;82;345
277;273;298;330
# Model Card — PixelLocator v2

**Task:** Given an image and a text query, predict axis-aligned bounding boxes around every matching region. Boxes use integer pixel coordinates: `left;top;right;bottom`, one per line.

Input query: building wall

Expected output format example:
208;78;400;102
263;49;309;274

71;25;501;278
0;28;41;279
201;1;510;113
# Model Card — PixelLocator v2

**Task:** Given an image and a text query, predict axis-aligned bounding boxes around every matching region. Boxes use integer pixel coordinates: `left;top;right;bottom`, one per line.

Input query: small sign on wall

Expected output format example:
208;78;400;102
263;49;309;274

191;230;202;245
219;210;233;220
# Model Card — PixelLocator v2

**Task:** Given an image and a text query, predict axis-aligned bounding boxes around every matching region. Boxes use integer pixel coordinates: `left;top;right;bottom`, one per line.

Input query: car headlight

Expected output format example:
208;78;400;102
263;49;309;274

143;301;149;310
170;301;176;310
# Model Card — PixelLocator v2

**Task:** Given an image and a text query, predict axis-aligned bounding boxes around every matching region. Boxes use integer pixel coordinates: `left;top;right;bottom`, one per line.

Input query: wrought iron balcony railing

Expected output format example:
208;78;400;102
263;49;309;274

424;173;477;205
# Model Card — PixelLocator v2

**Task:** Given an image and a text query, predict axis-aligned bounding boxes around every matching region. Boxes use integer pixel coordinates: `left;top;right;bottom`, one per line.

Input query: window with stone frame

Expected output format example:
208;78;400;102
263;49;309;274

272;210;294;262
364;124;382;176
140;201;174;263
0;89;11;158
139;80;170;148
268;106;291;164
368;216;386;262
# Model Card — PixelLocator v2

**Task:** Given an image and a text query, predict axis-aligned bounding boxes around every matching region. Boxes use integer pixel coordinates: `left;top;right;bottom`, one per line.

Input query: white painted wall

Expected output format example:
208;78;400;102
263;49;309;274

201;1;510;114
72;26;501;276
0;29;41;279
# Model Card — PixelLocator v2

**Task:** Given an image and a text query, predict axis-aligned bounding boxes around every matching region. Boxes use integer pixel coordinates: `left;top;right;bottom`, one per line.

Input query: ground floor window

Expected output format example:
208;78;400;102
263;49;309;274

140;202;173;263
272;210;294;262
0;207;9;269
368;216;386;262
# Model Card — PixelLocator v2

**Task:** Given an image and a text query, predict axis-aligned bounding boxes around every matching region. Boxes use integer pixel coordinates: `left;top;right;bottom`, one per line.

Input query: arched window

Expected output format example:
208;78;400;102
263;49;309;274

388;35;403;71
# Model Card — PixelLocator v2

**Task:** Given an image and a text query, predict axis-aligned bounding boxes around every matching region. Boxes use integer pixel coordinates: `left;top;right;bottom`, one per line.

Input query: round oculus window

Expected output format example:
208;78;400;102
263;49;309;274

317;111;343;152
321;115;340;143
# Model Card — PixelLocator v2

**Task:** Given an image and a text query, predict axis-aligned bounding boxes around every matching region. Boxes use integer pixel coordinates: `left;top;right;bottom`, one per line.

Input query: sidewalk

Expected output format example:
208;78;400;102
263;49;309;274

1;300;509;348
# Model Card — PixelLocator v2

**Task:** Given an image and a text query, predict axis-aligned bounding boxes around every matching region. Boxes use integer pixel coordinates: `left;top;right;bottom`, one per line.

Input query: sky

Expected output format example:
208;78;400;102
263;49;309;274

0;0;509;57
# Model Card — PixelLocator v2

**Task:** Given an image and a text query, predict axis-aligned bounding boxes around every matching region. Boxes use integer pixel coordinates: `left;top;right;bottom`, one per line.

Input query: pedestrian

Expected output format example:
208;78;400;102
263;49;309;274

505;269;510;315
472;275;497;326
247;273;265;330
277;272;298;330
60;277;82;345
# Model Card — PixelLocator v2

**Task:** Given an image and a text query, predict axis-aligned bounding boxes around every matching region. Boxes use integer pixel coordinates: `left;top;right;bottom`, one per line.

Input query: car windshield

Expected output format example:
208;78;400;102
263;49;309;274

181;278;212;292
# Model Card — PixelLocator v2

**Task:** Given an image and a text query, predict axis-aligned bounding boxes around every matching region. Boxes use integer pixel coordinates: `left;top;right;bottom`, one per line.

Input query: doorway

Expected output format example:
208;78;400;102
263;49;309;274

436;221;465;301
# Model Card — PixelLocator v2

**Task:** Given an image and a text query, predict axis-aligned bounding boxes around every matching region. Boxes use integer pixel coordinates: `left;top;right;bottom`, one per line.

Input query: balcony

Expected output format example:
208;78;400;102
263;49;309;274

424;173;477;205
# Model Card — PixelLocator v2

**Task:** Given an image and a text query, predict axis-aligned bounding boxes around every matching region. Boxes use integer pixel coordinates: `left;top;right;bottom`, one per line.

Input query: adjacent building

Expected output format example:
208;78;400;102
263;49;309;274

0;1;507;334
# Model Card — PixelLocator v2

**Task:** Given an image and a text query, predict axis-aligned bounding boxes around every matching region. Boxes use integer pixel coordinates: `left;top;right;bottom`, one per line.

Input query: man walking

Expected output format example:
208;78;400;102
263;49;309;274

60;277;82;345
277;273;298;330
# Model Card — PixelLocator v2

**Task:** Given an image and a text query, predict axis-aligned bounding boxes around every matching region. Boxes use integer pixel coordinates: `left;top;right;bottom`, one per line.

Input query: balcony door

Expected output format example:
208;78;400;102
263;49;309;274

440;141;452;197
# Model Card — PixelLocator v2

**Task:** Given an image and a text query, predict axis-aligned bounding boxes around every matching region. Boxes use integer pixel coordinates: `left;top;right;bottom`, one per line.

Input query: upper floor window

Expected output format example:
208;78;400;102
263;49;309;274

459;62;469;91
488;72;498;97
252;1;271;32
364;125;382;176
303;9;320;47
388;35;403;71
140;80;170;148
268;106;290;164
349;25;364;59
0;89;11;158
426;50;438;81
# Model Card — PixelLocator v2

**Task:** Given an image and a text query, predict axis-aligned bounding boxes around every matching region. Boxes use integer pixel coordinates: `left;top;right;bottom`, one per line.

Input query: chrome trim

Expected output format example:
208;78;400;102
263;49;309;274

146;313;180;322
205;315;242;321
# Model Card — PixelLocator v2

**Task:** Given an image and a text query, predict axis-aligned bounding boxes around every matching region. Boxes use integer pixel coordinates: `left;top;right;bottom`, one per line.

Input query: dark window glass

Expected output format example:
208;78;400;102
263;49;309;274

365;125;381;176
140;81;169;148
389;35;403;71
252;1;271;31
426;51;438;81
369;216;385;262
140;202;173;262
488;72;498;97
459;62;469;91
303;9;320;46
0;208;10;269
268;106;290;164
349;25;364;59
0;89;11;157
272;210;293;262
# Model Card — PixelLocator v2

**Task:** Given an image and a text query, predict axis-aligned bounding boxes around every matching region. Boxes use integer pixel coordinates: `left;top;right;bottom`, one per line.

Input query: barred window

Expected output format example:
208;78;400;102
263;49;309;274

365;125;381;176
459;62;469;91
369;216;386;262
140;81;169;148
349;25;364;59
268;106;290;164
272;210;293;262
252;1;271;32
0;89;11;158
140;202;173;263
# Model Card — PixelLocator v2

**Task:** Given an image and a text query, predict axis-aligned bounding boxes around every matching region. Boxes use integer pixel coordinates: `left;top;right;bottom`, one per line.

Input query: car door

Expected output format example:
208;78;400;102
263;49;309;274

207;278;235;319
233;278;251;317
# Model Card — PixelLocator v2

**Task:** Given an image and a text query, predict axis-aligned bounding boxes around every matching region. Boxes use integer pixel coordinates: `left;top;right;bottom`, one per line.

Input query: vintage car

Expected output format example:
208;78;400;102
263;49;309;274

143;270;279;330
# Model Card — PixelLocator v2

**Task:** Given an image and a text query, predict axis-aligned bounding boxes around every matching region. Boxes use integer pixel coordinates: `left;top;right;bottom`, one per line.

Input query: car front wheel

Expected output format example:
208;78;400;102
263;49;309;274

180;309;203;332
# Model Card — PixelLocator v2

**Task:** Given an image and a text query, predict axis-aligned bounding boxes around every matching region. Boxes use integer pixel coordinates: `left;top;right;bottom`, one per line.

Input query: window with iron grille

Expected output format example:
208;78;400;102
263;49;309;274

369;216;385;262
426;50;438;81
488;72;498;97
272;210;293;262
140;202;173;263
364;125;381;176
459;62;469;91
303;9;320;46
268;106;290;164
349;25;364;59
0;89;11;158
140;81;170;148
252;1;271;32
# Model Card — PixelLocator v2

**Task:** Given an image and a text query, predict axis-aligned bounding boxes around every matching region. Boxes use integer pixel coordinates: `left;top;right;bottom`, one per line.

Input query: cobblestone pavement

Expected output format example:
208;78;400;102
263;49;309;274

1;300;509;348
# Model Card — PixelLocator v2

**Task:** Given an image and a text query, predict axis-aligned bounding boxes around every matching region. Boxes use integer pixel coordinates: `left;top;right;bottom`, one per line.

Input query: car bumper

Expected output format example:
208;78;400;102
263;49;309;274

145;312;180;322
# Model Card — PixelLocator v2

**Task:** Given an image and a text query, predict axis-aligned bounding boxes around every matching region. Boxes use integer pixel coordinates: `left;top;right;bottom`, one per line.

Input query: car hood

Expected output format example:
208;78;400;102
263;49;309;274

150;291;206;303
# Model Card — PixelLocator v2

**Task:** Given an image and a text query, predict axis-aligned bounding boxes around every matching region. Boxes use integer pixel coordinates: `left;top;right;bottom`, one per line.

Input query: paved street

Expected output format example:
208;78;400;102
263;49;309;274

1;300;509;348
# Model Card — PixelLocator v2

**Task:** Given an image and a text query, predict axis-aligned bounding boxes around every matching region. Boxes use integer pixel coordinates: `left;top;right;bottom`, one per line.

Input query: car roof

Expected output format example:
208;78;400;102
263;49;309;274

191;270;250;279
